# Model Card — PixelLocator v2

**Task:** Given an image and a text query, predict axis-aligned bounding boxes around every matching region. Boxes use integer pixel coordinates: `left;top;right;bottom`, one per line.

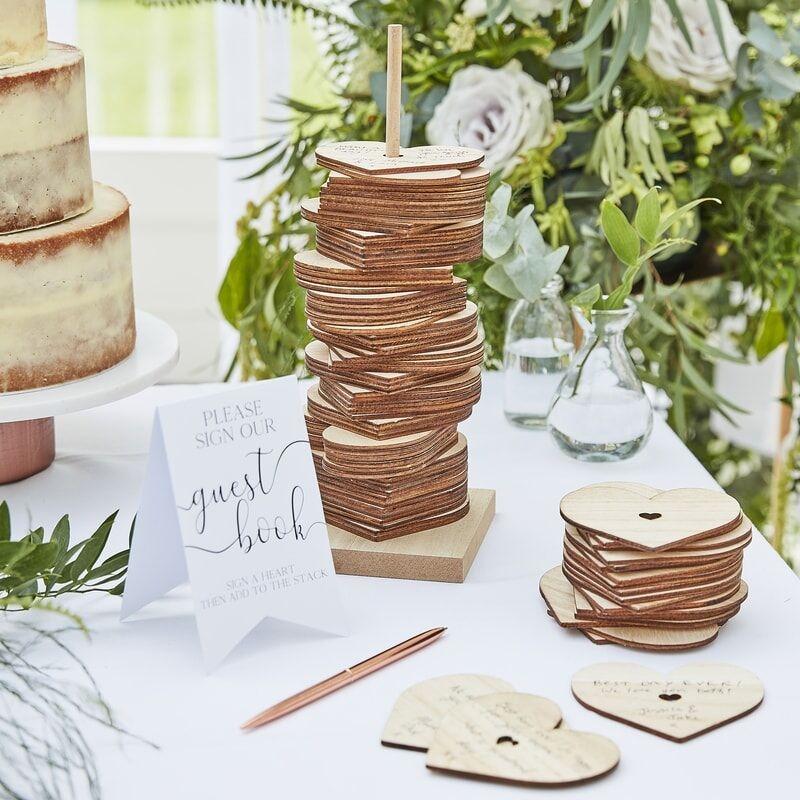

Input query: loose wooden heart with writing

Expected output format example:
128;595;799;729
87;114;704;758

571;662;763;742
426;693;619;787
560;486;742;550
316;141;485;177
380;674;517;751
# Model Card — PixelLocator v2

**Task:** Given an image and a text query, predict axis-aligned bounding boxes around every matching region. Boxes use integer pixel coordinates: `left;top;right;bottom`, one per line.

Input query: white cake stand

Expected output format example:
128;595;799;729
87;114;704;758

0;310;179;483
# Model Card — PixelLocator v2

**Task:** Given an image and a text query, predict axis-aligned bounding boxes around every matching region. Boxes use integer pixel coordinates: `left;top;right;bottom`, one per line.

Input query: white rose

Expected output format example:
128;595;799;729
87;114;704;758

461;0;559;22
426;61;554;172
646;0;745;94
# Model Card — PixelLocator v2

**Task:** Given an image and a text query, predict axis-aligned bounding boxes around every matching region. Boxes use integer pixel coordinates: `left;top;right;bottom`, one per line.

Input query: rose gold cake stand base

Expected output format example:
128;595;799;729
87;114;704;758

0;418;56;484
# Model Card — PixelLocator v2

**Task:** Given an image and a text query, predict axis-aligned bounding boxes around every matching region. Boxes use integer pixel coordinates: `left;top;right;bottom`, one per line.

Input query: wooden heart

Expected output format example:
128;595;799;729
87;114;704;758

315;141;485;176
380;674;516;751
560;486;742;550
426;693;618;786
571;662;763;742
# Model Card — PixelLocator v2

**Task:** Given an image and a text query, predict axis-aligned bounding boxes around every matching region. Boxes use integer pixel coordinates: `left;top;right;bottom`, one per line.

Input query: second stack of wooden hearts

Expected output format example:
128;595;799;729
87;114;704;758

540;482;751;650
299;141;488;541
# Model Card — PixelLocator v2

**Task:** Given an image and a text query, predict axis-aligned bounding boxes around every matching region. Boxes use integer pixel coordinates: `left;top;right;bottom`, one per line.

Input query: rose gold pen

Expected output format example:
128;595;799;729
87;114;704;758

241;626;446;731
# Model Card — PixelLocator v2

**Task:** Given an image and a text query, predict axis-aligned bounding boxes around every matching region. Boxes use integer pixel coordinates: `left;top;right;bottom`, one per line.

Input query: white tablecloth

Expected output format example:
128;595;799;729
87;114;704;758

4;373;799;799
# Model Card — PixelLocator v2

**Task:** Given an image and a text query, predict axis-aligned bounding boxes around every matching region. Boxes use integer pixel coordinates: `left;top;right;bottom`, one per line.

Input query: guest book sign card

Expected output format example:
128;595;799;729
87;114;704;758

122;376;347;668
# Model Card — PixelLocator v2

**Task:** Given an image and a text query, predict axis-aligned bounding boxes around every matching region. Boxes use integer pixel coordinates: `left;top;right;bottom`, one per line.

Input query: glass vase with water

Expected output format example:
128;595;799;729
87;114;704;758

503;275;575;429
548;298;652;460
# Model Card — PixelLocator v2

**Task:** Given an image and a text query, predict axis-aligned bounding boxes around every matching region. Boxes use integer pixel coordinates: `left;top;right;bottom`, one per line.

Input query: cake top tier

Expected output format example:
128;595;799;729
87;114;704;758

0;0;47;68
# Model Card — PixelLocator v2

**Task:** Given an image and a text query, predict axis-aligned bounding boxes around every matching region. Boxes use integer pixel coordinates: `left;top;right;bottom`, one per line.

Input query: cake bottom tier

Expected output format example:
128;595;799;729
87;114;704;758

0;182;136;392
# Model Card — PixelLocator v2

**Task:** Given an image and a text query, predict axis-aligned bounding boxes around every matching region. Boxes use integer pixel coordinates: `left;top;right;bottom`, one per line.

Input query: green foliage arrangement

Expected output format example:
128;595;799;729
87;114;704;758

149;0;800;553
0;501;129;615
0;504;136;798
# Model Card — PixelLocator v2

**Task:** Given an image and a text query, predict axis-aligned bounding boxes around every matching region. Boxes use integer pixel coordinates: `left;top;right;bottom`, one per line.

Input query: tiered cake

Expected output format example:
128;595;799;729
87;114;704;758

0;1;135;392
299;140;489;541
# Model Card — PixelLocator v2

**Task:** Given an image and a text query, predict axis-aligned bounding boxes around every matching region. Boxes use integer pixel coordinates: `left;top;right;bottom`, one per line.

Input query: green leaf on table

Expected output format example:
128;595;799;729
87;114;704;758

755;308;787;360
51;515;71;562
601;200;639;266
11;541;59;582
62;512;118;583
0;540;37;572
634;188;660;244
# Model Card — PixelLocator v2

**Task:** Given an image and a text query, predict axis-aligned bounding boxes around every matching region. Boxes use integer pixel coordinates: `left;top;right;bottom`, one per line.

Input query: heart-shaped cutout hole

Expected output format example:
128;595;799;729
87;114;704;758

426;693;619;786
560;486;743;550
572;663;764;742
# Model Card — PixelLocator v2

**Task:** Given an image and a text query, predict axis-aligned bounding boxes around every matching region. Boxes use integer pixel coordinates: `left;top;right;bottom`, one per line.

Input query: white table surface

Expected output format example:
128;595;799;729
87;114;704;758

3;373;799;799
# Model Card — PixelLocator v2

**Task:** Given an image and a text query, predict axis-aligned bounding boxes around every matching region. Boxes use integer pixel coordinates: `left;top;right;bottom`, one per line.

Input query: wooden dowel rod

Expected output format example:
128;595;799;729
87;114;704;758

385;24;403;158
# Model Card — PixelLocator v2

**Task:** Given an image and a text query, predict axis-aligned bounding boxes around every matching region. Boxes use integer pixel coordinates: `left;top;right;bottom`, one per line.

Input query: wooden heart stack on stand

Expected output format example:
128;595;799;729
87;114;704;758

540;482;751;651
299;25;489;543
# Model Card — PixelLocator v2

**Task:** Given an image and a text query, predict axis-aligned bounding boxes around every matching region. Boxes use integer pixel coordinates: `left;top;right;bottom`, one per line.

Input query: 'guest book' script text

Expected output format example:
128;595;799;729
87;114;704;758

122;376;346;668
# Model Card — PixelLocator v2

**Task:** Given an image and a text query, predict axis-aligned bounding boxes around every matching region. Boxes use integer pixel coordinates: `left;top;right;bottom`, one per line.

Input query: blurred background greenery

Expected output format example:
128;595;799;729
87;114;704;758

75;0;337;138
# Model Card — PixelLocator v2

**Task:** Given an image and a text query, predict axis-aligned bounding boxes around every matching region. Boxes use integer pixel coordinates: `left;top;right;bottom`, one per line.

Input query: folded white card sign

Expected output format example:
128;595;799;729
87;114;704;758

122;376;347;668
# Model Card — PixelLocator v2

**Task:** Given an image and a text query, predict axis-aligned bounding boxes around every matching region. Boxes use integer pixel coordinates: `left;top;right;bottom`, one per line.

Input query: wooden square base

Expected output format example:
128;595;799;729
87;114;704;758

328;488;495;583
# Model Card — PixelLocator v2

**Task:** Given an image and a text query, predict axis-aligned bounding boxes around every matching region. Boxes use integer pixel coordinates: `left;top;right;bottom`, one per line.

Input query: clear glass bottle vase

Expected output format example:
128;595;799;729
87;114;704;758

548;299;652;461
503;275;575;429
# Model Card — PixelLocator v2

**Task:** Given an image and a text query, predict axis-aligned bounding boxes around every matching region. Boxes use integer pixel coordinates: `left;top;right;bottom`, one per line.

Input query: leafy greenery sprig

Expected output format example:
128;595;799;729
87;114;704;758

0;502;130;617
571;188;719;314
0;504;149;798
0;621;153;800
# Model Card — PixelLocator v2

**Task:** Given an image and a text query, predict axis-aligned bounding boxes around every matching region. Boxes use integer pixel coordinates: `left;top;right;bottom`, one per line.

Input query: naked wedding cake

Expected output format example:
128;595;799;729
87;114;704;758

0;1;136;392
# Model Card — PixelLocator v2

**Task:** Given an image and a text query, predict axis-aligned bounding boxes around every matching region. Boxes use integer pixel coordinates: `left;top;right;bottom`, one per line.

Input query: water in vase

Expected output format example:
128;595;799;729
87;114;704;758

504;336;575;429
547;386;653;461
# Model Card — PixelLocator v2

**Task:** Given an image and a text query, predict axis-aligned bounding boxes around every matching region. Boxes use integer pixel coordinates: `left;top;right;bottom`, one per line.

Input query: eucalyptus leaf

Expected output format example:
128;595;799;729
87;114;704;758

484;262;523;299
747;11;783;56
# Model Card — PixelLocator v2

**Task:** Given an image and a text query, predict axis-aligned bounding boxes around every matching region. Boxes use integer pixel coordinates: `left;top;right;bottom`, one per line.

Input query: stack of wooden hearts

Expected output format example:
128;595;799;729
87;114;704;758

299;26;488;542
540;482;751;651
